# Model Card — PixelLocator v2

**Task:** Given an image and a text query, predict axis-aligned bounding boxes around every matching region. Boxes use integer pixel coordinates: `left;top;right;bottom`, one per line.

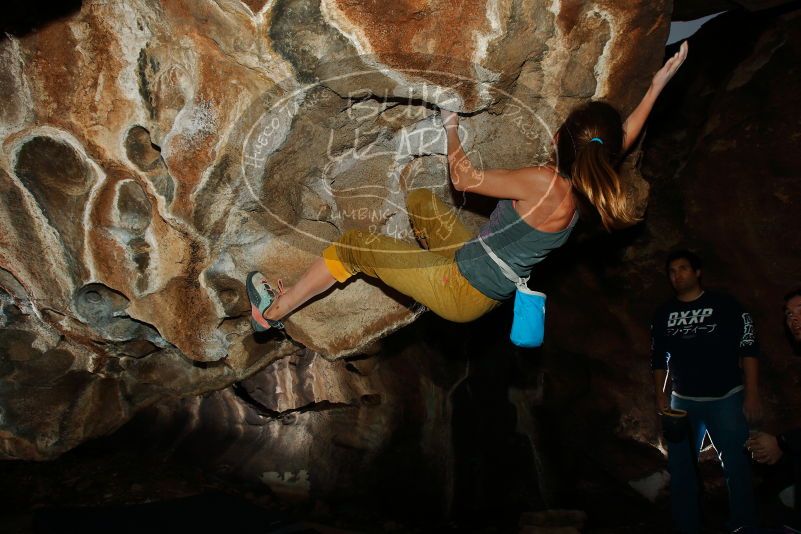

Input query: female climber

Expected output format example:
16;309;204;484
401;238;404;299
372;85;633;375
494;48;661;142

246;41;689;332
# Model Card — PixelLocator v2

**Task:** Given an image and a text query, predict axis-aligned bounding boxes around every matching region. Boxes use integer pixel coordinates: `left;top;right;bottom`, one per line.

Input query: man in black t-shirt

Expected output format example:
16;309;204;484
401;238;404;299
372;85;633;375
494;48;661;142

747;288;801;528
651;250;762;533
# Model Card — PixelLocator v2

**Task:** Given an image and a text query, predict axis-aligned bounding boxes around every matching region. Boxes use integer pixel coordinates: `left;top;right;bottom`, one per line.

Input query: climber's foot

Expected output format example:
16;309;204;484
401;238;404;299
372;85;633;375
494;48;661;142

246;271;285;333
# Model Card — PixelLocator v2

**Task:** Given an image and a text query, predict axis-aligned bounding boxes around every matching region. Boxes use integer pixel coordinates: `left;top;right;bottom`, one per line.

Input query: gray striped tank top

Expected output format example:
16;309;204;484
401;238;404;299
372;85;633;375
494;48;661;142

455;200;578;300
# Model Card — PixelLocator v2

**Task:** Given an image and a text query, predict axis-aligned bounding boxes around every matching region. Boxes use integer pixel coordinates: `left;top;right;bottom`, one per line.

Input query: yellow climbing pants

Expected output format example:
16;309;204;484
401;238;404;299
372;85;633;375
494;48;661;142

322;189;500;323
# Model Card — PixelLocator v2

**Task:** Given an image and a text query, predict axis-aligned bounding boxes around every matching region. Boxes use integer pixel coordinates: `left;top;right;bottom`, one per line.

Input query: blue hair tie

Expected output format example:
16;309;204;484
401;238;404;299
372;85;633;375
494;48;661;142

590;137;604;145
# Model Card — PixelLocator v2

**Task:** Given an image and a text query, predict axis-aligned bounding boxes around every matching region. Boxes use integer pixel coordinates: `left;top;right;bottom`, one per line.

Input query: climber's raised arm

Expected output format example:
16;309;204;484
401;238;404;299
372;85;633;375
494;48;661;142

441;110;544;200
622;40;688;153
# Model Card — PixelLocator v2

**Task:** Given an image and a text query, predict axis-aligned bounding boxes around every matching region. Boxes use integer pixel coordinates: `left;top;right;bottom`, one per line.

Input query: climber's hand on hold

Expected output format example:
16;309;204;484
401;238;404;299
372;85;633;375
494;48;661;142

440;109;459;129
652;40;688;93
622;41;688;152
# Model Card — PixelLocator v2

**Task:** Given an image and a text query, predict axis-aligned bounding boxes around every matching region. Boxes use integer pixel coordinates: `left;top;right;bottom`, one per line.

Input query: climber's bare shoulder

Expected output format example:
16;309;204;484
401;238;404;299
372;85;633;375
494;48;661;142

463;165;564;203
512;166;576;232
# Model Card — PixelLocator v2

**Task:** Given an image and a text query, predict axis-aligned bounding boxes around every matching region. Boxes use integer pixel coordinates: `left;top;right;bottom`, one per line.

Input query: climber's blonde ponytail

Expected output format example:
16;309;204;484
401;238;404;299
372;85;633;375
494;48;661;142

555;101;640;231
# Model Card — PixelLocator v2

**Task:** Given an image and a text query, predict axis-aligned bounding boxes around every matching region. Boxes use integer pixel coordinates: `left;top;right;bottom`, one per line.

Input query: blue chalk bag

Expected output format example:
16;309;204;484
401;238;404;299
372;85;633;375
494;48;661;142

510;283;546;348
479;237;546;348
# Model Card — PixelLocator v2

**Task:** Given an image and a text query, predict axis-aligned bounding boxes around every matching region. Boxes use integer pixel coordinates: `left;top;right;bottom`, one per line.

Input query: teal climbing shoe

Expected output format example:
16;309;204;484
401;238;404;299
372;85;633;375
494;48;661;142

246;271;284;333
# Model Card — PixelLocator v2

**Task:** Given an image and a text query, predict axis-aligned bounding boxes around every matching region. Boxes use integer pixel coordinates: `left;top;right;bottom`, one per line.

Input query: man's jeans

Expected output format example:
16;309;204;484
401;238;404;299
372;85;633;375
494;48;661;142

669;390;757;533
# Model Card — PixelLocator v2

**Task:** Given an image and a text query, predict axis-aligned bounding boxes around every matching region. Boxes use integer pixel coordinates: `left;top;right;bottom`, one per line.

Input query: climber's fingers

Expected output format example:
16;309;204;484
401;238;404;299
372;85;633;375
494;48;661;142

668;41;689;74
653;41;689;89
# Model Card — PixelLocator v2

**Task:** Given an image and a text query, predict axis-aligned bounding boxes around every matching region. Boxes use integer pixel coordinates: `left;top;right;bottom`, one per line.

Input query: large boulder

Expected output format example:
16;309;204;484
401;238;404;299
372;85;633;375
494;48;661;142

0;0;670;459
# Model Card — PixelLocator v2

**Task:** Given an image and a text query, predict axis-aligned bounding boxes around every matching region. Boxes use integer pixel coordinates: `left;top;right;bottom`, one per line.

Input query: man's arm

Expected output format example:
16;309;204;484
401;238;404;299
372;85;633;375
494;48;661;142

650;318;670;413
735;298;762;423
741;356;762;423
653;369;669;413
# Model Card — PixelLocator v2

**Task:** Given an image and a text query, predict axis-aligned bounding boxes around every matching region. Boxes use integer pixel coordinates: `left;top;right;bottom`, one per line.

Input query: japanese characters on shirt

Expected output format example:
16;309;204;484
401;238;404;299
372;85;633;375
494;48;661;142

662;305;754;348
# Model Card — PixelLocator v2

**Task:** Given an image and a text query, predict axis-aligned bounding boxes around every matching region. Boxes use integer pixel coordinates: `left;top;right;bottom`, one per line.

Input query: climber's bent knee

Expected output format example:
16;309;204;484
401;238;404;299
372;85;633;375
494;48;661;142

322;243;353;283
321;229;378;282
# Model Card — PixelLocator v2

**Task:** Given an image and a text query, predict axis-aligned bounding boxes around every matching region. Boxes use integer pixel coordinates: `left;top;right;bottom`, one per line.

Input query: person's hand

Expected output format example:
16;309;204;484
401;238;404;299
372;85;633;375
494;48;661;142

440;109;459;129
746;431;783;465
651;40;688;92
742;393;763;425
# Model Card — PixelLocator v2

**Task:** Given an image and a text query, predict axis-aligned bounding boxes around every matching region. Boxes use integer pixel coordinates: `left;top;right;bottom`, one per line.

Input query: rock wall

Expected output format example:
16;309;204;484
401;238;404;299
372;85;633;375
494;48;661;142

91;317;497;518
11;311;546;524
0;0;670;460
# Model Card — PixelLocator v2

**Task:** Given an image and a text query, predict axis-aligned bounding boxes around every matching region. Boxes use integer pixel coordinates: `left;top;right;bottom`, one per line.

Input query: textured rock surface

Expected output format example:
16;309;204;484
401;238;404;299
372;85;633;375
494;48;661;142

0;0;670;460
108;330;468;509
0;310;562;534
